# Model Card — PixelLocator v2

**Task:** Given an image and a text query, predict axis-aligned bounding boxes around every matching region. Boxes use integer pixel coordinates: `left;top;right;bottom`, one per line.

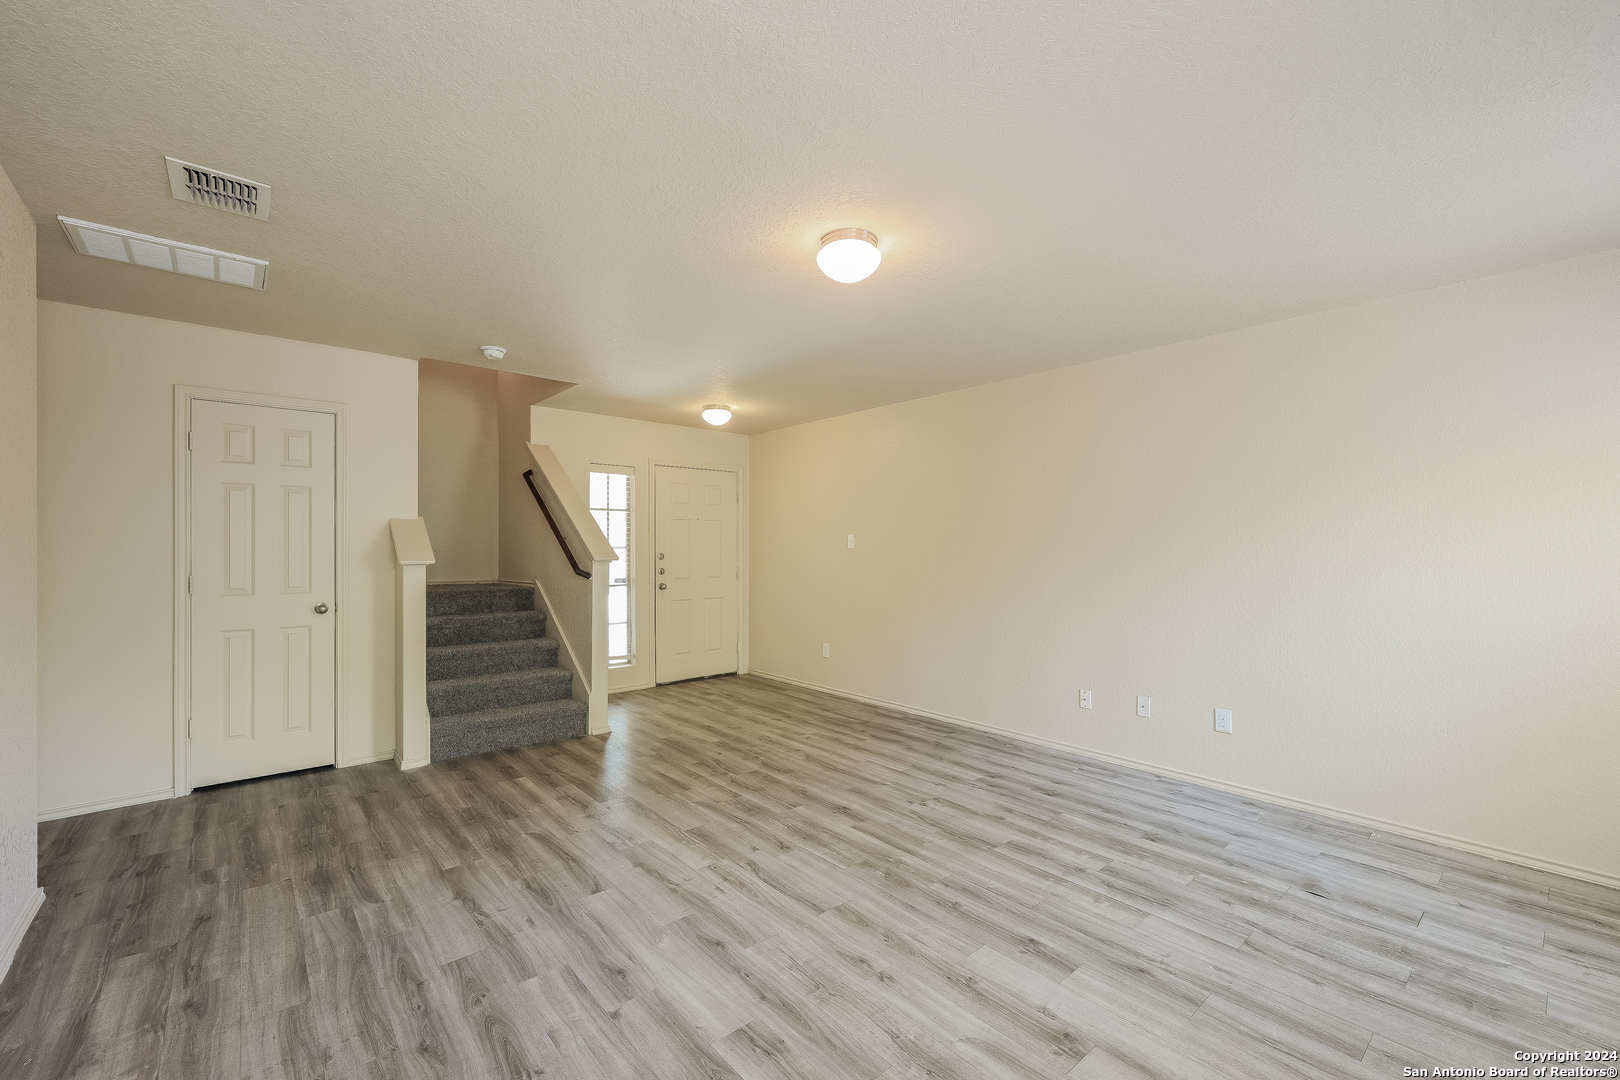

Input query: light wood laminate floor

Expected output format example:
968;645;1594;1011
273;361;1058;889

2;674;1617;1079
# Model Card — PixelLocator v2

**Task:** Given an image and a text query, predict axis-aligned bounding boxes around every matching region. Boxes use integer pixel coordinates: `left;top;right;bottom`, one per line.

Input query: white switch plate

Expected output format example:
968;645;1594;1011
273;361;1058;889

1214;709;1233;733
1080;690;1092;709
847;534;855;548
822;643;830;658
1137;696;1152;718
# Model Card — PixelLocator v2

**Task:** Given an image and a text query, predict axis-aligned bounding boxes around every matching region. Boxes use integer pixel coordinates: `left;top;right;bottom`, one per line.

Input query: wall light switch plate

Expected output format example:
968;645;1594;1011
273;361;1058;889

1137;696;1152;718
1080;690;1092;709
822;643;830;658
847;534;855;548
1214;709;1233;733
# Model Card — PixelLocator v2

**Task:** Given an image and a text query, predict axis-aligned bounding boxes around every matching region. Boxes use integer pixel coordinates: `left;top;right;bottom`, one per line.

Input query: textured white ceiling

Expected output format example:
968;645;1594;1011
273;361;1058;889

2;0;1616;433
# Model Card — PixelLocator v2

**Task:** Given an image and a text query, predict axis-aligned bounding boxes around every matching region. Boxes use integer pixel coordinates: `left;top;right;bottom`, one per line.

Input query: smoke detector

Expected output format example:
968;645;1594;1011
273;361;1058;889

481;346;507;361
59;217;268;289
165;157;272;221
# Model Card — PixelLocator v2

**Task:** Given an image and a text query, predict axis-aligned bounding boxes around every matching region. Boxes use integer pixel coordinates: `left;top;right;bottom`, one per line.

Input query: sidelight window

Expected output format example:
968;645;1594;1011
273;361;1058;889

588;466;634;667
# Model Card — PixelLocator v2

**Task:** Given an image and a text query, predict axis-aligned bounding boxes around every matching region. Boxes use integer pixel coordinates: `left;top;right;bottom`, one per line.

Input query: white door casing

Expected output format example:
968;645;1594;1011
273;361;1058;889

188;399;338;787
653;465;739;684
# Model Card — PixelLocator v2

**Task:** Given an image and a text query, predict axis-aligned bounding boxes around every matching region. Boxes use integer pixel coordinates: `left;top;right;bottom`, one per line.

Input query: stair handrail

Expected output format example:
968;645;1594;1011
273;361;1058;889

522;443;616;569
523;468;591;579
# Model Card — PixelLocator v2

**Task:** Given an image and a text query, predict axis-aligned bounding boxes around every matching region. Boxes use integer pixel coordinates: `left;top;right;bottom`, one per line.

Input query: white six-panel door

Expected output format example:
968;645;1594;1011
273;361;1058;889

189;399;337;787
653;465;739;684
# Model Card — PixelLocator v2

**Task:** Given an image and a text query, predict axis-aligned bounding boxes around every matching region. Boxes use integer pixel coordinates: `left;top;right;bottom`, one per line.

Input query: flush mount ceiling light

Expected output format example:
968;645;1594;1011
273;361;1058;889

701;405;733;426
816;228;881;283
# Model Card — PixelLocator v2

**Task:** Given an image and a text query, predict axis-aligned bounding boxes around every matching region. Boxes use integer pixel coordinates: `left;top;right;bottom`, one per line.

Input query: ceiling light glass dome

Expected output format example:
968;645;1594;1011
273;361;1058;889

816;228;881;283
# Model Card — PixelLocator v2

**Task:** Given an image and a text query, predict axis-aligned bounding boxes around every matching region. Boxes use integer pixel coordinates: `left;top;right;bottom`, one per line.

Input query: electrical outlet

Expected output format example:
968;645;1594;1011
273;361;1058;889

1214;709;1233;734
822;643;830;658
847;534;855;548
1137;696;1152;718
1080;689;1092;709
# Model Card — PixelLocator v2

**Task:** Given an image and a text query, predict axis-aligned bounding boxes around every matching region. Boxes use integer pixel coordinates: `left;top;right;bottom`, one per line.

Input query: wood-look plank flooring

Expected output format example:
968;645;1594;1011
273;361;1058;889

2;674;1618;1079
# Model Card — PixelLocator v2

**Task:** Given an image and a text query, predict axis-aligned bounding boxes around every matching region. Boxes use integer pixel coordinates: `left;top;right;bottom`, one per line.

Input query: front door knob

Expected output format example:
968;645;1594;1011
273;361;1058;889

659;583;667;590
314;603;329;614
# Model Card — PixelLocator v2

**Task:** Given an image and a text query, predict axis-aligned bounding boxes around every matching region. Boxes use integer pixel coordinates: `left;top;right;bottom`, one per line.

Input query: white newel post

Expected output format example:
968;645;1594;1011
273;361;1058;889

588;561;611;734
389;518;436;770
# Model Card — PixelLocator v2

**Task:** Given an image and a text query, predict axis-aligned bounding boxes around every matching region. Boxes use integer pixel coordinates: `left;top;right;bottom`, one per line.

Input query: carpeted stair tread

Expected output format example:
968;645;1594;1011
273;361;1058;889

427;665;573;715
426;582;537;616
426;609;546;647
430;698;589;761
427;637;560;681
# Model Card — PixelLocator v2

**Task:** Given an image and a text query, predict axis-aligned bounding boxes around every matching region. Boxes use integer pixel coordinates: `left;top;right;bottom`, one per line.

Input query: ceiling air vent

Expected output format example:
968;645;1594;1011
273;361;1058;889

165;157;272;221
59;217;269;289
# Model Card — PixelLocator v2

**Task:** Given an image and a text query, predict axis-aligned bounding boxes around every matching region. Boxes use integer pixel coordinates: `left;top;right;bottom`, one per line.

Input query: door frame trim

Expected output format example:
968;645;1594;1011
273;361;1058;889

649;459;748;685
172;385;350;798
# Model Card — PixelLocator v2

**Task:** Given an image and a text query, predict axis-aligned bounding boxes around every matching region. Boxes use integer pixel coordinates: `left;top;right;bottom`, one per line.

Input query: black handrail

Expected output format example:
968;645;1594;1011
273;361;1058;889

523;469;592;579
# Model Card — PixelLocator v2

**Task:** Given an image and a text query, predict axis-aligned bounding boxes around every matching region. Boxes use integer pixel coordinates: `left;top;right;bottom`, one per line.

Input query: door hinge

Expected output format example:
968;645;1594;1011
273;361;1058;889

187;430;193;451
187;574;192;594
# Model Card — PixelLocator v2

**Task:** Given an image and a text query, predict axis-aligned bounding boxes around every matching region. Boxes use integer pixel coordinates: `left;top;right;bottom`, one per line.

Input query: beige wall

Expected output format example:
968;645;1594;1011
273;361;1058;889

529;406;749;691
750;247;1620;887
419;358;500;583
0;163;40;966
37;302;418;817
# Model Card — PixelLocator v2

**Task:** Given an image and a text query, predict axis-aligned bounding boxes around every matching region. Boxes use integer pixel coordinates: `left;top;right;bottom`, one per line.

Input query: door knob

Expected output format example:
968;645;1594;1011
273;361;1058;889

658;583;667;590
658;552;664;560
314;603;329;614
658;567;665;575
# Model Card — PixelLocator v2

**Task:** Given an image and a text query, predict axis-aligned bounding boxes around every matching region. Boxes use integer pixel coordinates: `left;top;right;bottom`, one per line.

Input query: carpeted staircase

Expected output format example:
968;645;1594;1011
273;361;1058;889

426;582;589;760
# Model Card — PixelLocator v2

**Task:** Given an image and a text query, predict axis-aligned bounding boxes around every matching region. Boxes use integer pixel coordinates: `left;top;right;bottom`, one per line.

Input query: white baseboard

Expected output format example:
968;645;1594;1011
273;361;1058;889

0;887;45;986
342;751;397;767
749;670;1620;892
37;787;175;823
610;667;750;697
43;752;392;817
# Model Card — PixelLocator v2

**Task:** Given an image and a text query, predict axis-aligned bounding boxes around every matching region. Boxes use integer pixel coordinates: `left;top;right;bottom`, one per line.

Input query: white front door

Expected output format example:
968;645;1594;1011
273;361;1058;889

189;399;338;787
653;465;738;684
